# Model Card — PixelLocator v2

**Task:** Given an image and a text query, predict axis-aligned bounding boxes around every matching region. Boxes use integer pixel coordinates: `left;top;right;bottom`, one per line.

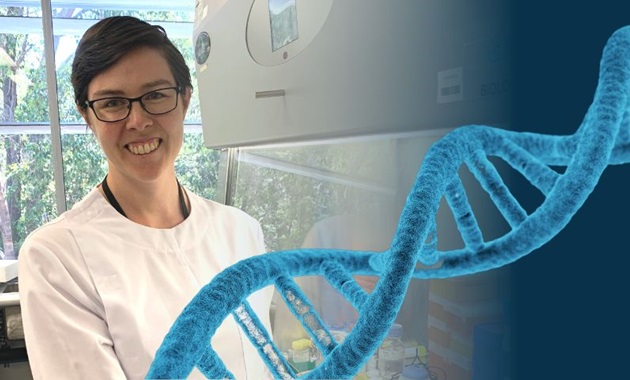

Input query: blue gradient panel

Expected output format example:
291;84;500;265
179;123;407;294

509;2;630;379
146;22;630;380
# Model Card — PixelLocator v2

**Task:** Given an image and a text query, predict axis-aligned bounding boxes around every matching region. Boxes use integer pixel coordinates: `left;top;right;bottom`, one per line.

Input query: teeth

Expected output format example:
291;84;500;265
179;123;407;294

128;140;159;155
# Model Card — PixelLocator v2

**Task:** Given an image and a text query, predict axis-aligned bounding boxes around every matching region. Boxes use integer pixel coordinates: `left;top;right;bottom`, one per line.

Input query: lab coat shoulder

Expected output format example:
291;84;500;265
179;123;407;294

191;193;267;254
19;201;97;273
19;193;104;283
18;196;126;379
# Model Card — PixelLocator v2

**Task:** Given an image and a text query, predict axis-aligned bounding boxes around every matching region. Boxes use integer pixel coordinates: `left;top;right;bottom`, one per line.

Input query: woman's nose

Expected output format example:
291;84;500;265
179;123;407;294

125;100;152;130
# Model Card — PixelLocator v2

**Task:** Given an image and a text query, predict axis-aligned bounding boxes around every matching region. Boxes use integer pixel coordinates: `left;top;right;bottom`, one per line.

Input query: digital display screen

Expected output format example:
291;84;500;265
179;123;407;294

268;0;299;51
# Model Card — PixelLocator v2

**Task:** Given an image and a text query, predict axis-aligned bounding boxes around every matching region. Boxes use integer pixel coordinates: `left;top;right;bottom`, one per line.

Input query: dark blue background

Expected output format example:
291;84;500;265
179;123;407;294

510;2;630;378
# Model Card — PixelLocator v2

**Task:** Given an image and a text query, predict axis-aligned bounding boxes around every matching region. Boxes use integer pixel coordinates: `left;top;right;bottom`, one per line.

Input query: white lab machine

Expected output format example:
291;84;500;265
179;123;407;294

0;260;18;284
193;0;510;148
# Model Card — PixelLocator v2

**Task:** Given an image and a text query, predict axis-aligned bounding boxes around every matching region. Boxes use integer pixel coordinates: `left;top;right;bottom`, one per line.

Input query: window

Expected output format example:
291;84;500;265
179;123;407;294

1;4;54;260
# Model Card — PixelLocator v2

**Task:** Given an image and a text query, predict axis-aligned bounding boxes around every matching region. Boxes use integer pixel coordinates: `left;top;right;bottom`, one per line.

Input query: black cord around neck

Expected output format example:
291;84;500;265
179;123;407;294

101;175;190;219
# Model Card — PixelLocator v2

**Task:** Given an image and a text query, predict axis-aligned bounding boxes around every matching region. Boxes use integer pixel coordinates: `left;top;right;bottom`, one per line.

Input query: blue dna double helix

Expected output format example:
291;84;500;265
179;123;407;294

147;25;630;379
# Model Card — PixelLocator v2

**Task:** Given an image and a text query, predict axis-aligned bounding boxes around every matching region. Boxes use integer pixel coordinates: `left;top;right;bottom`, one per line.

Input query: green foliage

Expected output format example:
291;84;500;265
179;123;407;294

57;58;84;124
14;66;48;122
230;143;383;252
12;135;56;244
232;161;335;252
62;133;108;208
171;38;202;123
176;133;220;200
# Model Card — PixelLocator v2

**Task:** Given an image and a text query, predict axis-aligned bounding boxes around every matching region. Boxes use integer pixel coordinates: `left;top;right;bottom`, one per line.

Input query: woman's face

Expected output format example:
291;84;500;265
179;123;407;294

80;46;191;185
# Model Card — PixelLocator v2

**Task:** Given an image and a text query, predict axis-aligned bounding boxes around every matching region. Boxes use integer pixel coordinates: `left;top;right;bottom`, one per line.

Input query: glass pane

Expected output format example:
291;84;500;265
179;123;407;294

0;6;48;124
232;134;436;354
231;132;512;373
233;138;405;252
176;133;221;200
1;5;56;260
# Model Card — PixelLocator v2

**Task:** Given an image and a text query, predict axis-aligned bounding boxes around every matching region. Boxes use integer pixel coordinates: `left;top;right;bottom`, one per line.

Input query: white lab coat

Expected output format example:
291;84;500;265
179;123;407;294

18;187;273;379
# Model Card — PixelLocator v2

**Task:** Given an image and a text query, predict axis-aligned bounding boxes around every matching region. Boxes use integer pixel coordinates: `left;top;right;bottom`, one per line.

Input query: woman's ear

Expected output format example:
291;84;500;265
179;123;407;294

77;104;94;131
181;86;192;115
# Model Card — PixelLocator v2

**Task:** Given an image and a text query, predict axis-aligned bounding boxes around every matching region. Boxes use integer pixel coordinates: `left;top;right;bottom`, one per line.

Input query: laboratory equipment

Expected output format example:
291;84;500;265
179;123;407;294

192;0;509;148
288;338;315;373
1;262;26;365
378;323;405;379
148;23;630;378
0;260;17;284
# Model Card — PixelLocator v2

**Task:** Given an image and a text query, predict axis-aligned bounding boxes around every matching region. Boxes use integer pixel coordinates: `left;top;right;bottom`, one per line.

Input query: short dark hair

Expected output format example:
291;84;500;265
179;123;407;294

72;16;192;110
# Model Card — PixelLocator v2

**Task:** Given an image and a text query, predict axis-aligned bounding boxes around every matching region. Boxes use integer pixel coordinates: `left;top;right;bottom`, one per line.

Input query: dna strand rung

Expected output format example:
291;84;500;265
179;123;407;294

147;25;630;379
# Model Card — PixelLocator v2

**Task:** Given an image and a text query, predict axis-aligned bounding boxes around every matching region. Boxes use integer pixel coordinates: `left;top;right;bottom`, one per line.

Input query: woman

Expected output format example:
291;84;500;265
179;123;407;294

18;16;272;379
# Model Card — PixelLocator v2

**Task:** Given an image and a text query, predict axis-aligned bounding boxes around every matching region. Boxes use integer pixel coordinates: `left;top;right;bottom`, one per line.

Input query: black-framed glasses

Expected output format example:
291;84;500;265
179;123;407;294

85;86;182;123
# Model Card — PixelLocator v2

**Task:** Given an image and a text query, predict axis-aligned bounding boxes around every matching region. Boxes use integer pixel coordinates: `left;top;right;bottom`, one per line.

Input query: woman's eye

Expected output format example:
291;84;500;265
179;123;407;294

146;91;166;100
103;99;125;108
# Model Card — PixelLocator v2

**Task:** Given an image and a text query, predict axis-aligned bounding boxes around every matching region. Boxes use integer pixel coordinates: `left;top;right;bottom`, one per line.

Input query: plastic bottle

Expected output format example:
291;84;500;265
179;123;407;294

378;323;405;379
289;338;315;373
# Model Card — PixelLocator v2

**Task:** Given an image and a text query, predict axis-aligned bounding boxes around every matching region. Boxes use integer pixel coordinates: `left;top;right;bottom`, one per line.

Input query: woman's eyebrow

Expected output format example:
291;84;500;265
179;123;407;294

141;79;175;90
91;89;125;98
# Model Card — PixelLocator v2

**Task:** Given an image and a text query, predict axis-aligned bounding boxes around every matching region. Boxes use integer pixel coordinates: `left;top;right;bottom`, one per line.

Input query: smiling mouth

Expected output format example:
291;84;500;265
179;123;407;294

127;139;161;155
